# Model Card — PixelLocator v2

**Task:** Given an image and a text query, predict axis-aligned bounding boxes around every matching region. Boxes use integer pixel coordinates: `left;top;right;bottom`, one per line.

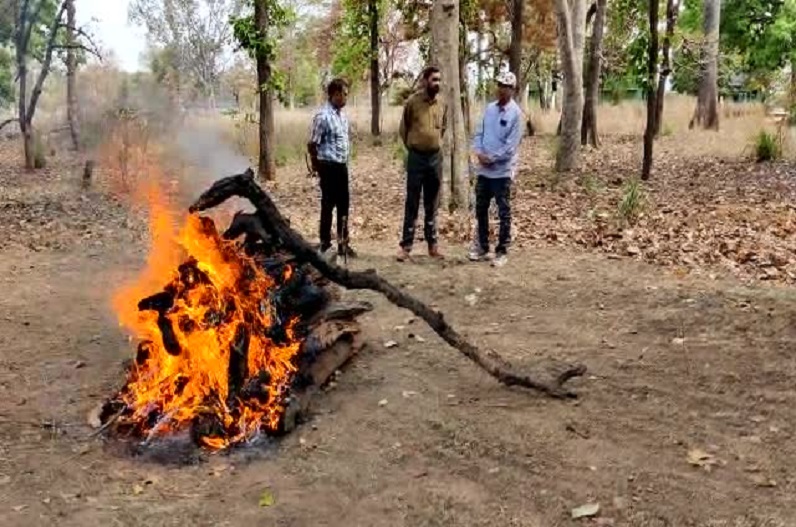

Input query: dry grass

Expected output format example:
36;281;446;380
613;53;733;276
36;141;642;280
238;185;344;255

209;95;794;166
15;72;796;168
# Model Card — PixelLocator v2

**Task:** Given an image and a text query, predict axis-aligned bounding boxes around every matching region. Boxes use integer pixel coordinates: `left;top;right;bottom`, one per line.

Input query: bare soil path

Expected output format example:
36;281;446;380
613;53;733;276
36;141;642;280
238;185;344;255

1;139;795;526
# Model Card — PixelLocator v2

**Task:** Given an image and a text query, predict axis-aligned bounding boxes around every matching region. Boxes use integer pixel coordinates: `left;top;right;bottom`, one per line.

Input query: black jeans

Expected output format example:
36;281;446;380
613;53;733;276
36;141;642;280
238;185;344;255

475;175;512;255
400;149;441;250
318;160;350;251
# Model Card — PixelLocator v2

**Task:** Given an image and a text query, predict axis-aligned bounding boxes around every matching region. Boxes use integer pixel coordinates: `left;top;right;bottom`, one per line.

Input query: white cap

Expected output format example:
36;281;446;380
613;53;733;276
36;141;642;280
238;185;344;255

496;71;517;88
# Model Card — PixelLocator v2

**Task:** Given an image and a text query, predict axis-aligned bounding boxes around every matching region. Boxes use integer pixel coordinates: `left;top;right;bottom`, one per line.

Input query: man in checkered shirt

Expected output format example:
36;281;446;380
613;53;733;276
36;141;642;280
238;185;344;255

307;78;356;260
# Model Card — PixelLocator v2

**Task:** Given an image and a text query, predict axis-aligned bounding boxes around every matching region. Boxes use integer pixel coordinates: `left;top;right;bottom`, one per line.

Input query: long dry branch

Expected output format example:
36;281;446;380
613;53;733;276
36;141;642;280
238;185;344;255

189;169;586;398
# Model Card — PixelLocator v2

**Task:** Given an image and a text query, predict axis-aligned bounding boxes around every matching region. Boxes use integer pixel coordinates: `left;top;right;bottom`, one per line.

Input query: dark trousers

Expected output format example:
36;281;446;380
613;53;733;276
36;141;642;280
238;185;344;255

318;160;349;250
400;149;441;249
475;175;512;255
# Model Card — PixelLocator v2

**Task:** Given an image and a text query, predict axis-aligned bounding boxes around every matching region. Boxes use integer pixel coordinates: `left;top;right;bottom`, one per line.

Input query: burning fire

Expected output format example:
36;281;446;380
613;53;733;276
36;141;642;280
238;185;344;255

103;133;307;450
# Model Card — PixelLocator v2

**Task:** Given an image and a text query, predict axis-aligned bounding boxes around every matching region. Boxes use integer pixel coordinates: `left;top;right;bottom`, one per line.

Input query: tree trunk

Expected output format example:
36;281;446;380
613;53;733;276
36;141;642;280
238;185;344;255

554;0;587;172
459;13;471;135
654;0;679;136
15;0;32;169
477;35;485;100
254;0;276;180
368;0;380;136
690;0;720;130
66;0;80;150
509;0;524;82
642;0;660;180
790;56;796;113
431;0;468;211
581;0;606;147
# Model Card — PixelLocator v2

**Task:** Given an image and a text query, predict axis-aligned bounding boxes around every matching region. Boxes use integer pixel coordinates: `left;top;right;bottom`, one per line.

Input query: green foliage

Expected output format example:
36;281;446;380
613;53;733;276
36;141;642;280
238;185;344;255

0;46;13;108
332;0;387;86
230;0;295;95
752;130;782;162
722;0;796;72
602;0;649;94
618;178;646;224
389;82;414;106
675;0;796;96
671;45;746;95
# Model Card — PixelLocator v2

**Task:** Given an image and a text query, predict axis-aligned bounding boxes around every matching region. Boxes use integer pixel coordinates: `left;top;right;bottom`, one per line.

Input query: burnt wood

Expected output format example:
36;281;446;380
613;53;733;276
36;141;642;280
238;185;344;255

189;169;587;398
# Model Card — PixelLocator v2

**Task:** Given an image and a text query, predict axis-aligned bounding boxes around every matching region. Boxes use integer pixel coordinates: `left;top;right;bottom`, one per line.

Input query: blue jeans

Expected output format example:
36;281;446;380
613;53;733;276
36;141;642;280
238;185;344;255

475;176;511;255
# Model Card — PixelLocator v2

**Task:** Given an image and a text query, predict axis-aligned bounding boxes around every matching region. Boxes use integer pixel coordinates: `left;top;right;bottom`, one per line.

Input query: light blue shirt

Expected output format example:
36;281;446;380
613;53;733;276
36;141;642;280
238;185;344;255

310;102;350;164
472;99;523;179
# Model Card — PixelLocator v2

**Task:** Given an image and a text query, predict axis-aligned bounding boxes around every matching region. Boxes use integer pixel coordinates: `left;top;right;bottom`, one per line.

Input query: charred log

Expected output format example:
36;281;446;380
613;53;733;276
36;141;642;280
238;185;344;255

279;333;364;434
190;169;587;398
227;324;250;405
157;313;181;356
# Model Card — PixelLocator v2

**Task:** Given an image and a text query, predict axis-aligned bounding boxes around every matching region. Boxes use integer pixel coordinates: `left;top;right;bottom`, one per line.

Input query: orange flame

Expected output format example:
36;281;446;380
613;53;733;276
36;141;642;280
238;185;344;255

104;131;302;449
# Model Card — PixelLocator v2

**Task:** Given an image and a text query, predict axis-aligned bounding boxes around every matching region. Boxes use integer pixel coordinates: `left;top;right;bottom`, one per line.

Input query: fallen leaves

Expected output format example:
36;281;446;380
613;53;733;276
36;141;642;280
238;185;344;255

687;448;720;471
571;502;601;519
258;488;276;507
6;134;794;290
275;139;796;286
750;474;778;488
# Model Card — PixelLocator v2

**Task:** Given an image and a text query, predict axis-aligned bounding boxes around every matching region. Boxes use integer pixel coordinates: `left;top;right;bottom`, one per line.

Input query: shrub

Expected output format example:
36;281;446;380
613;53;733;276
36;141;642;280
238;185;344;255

618;177;646;224
752;130;781;162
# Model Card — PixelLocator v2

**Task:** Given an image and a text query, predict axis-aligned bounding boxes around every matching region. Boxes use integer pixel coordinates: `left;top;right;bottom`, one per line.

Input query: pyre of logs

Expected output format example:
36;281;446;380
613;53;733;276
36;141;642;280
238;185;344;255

96;168;586;454
190;168;587;398
95;210;372;449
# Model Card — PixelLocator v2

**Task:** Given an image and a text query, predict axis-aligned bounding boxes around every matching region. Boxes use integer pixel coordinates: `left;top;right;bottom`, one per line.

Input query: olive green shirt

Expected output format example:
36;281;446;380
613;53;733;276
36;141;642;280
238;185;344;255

399;91;447;153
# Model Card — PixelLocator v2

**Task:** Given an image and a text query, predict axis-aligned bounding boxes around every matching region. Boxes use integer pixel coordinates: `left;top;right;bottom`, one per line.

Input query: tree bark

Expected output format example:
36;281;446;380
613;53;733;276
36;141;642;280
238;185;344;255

690;0;720;130
254;0;276;180
581;0;607;147
554;0;587;172
15;0;66;169
66;0;80;150
431;0;468;211
642;0;660;180
509;0;524;83
15;0;32;169
190;169;587;398
368;0;381;136
654;0;679;136
790;56;796;113
459;18;471;136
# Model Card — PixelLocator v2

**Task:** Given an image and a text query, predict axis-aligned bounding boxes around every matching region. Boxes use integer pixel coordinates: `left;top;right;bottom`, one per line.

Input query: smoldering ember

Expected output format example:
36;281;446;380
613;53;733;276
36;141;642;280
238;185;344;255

92;170;585;454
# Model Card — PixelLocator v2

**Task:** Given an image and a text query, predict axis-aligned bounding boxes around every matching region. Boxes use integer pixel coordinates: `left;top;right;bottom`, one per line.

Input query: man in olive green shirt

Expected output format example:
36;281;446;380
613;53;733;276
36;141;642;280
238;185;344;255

397;66;447;262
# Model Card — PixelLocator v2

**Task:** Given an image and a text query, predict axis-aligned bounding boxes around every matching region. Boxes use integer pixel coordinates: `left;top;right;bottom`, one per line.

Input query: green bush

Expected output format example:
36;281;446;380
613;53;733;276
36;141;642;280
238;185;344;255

618;177;646;224
752;130;781;162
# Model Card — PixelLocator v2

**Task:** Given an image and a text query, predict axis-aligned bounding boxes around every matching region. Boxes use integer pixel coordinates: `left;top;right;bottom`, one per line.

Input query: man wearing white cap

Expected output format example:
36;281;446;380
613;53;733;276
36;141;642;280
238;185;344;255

469;71;524;267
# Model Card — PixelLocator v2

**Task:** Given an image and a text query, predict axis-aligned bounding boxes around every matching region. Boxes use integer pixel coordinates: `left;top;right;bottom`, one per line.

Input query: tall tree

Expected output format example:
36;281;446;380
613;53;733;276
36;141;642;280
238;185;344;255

232;0;293;180
431;0;468;210
14;0;66;169
581;0;607;147
690;0;721;130
554;0;586;172
654;0;679;137
508;0;524;82
129;0;244;103
65;0;79;150
642;0;659;180
368;0;380;136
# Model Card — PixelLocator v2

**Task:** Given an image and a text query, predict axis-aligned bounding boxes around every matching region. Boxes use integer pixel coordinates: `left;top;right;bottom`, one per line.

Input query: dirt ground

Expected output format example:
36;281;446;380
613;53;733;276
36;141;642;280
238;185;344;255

1;137;796;527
